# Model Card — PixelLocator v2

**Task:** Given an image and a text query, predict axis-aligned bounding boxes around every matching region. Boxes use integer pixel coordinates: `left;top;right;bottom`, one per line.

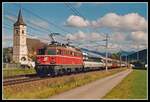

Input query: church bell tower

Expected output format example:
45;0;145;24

13;9;28;63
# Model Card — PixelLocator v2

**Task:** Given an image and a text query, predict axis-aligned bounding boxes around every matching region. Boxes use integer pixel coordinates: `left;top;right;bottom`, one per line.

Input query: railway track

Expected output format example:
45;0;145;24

3;73;37;79
3;68;126;86
3;74;40;86
3;76;41;86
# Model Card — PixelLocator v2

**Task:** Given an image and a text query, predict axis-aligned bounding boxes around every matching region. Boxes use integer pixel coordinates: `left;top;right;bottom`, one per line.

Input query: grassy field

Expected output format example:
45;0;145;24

3;68;36;78
3;68;127;99
103;69;147;99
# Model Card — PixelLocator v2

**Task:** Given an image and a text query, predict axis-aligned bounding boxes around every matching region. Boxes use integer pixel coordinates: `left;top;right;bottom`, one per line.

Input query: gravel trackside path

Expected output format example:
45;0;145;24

50;69;132;99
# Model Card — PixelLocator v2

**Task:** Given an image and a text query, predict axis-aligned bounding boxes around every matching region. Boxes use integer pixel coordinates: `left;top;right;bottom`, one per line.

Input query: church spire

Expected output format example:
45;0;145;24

14;9;26;26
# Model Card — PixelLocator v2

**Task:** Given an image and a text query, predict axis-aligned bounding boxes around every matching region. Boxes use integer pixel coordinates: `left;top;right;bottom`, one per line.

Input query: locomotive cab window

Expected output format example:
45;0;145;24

47;49;56;55
37;48;45;55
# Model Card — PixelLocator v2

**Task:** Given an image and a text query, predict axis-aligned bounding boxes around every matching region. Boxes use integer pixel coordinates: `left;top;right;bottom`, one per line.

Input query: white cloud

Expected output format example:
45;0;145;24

128;31;147;42
111;32;127;42
64;30;107;52
65;13;147;32
92;13;121;28
66;30;104;41
92;13;147;31
66;31;87;41
65;15;90;28
64;30;146;52
64;13;147;52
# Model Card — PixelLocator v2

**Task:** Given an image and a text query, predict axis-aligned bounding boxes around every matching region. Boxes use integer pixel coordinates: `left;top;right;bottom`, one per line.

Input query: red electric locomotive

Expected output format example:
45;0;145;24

35;42;84;76
35;34;126;76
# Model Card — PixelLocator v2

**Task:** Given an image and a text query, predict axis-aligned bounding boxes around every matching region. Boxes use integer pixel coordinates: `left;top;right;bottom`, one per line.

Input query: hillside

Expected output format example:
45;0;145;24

26;38;47;53
127;49;147;64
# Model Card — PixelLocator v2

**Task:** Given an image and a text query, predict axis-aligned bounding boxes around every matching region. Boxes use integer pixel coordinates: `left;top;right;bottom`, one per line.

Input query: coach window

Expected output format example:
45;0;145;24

66;50;68;55
60;50;62;55
70;51;72;56
64;50;65;55
71;52;74;56
67;51;69;55
75;52;76;56
77;53;79;57
75;52;77;57
68;51;70;55
79;53;81;57
62;50;64;55
63;50;64;55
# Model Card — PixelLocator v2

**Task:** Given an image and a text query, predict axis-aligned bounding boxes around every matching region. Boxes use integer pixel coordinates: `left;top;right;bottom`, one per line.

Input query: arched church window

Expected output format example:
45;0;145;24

22;30;24;34
16;30;19;35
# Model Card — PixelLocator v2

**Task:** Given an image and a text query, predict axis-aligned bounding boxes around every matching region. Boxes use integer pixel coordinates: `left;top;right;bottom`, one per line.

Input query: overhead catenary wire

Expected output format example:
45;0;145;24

64;3;86;19
4;16;49;40
4;11;52;34
20;6;72;35
3;25;50;42
5;4;74;37
4;5;118;55
64;2;91;36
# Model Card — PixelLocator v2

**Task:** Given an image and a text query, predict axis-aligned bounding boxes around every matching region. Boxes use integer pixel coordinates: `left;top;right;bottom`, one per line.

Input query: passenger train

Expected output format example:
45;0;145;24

35;41;127;77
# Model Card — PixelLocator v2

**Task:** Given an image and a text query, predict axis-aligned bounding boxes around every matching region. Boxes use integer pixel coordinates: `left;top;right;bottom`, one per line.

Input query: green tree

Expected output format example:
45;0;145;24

111;53;120;60
3;47;13;63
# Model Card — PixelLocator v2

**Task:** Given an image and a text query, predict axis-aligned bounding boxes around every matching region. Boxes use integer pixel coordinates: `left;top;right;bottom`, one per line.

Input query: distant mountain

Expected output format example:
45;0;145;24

119;51;135;56
81;48;141;60
127;49;147;64
81;48;106;57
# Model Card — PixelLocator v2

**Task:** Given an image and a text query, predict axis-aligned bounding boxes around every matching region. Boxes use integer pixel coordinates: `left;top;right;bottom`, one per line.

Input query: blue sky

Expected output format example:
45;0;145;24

2;2;148;52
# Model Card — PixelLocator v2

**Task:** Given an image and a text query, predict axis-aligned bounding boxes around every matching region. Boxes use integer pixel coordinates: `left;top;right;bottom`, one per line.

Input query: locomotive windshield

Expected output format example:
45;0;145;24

37;48;56;55
37;48;45;55
47;49;56;55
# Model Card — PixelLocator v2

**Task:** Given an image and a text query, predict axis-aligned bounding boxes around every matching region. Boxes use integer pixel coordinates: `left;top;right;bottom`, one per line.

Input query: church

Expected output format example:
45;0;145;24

13;9;28;63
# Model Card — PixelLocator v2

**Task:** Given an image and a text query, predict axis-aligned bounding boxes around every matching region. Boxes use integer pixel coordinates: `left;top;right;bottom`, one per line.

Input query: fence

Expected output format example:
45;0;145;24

3;63;21;69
